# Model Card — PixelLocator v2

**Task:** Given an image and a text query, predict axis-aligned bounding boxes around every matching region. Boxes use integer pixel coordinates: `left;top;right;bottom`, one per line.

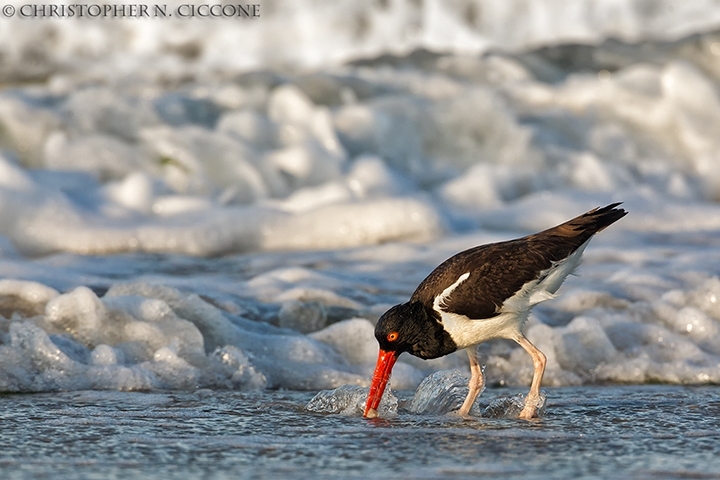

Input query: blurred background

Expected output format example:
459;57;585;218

1;0;720;256
0;0;720;393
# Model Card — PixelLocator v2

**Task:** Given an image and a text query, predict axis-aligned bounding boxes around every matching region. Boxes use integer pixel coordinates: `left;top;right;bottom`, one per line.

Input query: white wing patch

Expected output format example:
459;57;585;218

433;272;470;312
500;238;590;315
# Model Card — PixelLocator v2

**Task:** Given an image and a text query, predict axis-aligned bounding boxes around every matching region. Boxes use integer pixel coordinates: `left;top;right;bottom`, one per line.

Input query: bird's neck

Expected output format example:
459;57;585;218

409;303;458;359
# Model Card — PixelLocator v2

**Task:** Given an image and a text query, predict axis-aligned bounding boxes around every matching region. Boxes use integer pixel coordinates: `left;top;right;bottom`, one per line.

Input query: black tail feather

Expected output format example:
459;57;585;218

578;203;628;234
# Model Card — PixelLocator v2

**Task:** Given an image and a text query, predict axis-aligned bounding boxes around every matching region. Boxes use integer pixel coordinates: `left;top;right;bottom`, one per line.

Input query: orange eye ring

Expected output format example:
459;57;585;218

386;331;399;342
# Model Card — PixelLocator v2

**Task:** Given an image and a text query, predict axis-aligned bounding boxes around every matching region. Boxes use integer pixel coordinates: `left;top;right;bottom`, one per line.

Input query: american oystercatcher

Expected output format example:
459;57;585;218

364;203;627;419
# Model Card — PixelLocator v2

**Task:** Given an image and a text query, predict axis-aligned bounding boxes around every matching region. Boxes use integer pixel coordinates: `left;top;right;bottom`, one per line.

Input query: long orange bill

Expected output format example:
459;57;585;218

363;349;399;418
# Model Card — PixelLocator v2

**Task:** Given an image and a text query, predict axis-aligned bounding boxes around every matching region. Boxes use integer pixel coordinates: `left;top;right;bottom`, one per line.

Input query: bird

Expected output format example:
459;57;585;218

364;203;627;419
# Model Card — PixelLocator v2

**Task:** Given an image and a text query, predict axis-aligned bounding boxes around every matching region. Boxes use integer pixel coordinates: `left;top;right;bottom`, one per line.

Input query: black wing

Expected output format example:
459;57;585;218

410;203;627;319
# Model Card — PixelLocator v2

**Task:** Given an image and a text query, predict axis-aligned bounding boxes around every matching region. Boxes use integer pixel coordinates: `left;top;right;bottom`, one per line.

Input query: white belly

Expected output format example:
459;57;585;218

438;309;528;349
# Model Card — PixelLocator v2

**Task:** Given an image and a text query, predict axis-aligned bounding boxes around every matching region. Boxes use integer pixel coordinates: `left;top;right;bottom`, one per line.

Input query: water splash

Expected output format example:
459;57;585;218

305;384;398;416
406;370;546;419
483;392;547;419
407;370;484;415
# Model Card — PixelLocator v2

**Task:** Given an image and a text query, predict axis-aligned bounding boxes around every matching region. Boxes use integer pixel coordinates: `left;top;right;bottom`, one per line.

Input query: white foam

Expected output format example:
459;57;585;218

310;318;378;366
0;279;59;307
1;8;720;396
555;316;618;373
278;300;327;334
90;344;120;366
3;0;720;81
104;172;156;215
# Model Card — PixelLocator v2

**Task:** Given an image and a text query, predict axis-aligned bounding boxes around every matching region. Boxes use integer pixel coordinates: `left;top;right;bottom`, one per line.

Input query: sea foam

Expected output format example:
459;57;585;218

1;2;720;397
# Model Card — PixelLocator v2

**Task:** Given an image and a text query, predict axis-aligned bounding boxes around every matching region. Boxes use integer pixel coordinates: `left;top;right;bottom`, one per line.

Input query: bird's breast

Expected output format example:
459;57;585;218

437;309;526;349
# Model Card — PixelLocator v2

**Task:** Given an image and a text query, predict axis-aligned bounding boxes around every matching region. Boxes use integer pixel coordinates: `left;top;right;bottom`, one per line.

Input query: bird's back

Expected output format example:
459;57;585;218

411;203;627;320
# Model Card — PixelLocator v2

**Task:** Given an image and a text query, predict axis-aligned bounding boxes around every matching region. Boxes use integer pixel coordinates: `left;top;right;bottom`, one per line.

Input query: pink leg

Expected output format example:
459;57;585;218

516;335;547;420
458;347;485;416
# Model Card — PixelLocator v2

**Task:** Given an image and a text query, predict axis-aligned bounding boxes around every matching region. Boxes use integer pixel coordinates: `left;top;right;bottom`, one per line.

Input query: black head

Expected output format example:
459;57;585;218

374;301;457;360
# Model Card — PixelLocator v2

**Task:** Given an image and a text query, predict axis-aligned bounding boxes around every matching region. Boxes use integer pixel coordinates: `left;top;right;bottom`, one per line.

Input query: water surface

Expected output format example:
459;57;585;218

1;386;718;479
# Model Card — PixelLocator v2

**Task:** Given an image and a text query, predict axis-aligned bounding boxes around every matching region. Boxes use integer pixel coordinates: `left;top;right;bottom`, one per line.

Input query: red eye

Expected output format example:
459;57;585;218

387;331;399;342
